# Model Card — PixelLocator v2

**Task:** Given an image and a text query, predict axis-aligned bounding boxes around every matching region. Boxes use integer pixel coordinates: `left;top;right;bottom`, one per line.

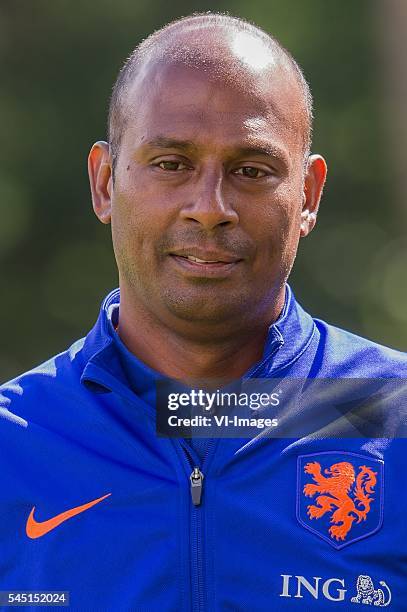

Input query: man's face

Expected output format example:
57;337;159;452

92;59;324;335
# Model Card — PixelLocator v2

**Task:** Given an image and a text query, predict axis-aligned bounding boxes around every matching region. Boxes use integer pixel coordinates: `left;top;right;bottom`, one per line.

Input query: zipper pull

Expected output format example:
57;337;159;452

190;467;204;506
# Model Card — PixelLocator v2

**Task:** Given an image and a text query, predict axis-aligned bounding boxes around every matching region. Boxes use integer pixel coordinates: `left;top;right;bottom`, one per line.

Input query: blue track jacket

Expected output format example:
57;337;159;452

0;286;406;611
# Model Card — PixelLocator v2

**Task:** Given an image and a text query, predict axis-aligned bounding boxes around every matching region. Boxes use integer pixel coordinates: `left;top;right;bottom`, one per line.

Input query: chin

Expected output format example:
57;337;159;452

162;290;247;324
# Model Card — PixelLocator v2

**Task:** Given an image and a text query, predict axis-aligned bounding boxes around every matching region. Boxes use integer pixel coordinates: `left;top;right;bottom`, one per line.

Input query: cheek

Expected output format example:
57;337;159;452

274;183;303;239
112;173;154;230
255;194;301;245
110;183;177;266
110;188;147;271
245;191;302;277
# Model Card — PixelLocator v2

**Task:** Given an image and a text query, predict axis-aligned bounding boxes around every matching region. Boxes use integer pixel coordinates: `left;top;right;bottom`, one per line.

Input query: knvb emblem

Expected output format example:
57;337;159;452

297;452;384;549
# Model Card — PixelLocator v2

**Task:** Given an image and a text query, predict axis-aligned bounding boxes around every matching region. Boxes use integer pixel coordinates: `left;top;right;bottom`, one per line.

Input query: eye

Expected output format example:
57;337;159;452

156;160;190;171
234;166;268;179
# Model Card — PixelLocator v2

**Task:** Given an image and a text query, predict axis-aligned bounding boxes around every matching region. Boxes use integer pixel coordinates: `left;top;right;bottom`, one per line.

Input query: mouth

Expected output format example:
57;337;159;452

168;250;243;277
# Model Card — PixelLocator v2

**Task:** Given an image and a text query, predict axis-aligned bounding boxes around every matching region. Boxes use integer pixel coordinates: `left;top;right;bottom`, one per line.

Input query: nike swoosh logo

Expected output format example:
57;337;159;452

26;493;111;539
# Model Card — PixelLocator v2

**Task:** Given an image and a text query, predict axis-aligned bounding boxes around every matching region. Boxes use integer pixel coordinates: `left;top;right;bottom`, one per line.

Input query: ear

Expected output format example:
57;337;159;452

88;141;113;224
300;154;327;237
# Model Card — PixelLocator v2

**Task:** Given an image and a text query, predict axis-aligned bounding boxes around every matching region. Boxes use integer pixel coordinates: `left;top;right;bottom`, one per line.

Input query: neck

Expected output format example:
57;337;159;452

116;285;286;383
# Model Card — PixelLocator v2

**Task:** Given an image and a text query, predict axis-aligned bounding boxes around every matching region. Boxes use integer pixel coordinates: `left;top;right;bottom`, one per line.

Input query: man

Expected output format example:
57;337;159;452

0;12;406;611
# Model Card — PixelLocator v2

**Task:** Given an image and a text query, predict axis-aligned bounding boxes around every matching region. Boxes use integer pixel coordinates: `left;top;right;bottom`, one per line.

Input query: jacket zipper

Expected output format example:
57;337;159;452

177;438;217;612
179;340;282;611
190;467;204;506
191;464;204;612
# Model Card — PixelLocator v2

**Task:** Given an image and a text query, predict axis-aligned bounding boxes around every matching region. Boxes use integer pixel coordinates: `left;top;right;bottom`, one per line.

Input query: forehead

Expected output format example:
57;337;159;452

121;61;305;156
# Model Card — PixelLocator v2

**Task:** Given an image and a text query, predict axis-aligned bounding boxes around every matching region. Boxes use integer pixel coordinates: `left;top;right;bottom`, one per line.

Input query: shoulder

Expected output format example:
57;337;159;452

312;317;407;377
0;338;86;425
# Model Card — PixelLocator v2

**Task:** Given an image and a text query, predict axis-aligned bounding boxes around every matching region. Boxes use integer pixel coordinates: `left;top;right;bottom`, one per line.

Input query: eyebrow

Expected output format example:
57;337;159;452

143;137;198;153
233;145;286;159
141;136;287;162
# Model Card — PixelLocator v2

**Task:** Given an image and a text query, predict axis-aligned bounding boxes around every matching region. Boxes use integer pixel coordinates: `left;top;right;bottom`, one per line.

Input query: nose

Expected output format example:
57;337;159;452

179;169;239;230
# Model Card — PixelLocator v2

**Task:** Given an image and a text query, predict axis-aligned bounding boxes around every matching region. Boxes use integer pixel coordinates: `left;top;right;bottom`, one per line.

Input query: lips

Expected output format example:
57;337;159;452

169;249;242;264
184;255;223;264
168;249;243;277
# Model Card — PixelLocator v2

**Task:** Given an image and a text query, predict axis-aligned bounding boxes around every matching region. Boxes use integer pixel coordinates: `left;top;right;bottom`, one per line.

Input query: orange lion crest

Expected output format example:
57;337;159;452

303;461;377;541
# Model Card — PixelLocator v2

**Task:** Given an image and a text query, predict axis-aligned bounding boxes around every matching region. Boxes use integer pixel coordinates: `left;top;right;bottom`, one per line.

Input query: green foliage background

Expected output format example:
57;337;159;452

1;1;406;381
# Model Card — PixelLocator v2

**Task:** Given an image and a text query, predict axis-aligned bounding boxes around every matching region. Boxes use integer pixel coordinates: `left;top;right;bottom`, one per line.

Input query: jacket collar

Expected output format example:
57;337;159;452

80;285;316;392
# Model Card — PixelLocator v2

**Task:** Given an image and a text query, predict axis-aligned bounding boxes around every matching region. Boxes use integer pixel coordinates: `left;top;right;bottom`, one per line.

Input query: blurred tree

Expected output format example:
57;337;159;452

377;0;407;223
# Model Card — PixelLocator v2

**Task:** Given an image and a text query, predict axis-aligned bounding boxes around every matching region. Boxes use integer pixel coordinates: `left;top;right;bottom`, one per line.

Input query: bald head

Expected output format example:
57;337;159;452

108;13;313;169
